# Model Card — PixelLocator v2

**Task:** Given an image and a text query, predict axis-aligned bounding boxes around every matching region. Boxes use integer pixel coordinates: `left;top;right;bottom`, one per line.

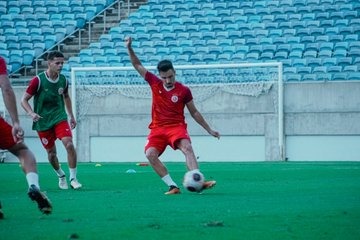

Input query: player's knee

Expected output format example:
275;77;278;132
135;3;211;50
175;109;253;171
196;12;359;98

9;143;30;157
64;141;75;152
145;150;158;161
181;143;194;155
47;149;57;160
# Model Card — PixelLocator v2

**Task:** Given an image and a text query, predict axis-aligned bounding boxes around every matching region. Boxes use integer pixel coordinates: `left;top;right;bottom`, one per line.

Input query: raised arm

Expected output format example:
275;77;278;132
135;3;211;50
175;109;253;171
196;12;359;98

125;37;147;78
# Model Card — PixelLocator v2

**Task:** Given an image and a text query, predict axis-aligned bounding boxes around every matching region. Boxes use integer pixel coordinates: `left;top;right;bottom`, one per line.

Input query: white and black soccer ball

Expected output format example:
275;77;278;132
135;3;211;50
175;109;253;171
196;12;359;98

183;170;204;192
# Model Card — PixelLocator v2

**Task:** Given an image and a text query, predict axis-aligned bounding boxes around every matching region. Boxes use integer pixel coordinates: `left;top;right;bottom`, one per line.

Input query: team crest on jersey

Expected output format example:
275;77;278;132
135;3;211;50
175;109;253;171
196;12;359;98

171;95;178;103
58;88;64;95
41;138;49;145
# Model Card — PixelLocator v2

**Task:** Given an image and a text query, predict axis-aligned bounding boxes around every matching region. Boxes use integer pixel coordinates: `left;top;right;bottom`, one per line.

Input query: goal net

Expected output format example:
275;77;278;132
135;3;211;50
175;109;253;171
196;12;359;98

70;62;284;160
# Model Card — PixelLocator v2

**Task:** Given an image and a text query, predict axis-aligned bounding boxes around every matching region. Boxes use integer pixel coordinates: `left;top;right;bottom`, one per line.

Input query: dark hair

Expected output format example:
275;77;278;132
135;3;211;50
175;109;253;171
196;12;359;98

157;60;174;72
47;51;64;61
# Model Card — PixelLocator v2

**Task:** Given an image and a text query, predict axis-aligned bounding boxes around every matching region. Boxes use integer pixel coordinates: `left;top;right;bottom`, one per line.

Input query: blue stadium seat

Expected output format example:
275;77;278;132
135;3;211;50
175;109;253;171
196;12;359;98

313;66;327;74
327;66;342;73
9;50;23;71
285;74;302;81
343;65;358;73
246;52;259;61
302;74;317;81
23;49;35;66
332;72;347;80
334;42;349;51
285;37;299;44
203;54;216;63
314;36;328;44
344;34;358;42
191;40;204;47
218;53;232;62
347;72;360;80
232;53;245;61
337;57;353;66
318;50;332;58
222;46;236;54
274;51;288;60
328;34;343;43
303;50;317;59
94;56;108;67
322;58;337;66
260;52;274;61
333;49;347;58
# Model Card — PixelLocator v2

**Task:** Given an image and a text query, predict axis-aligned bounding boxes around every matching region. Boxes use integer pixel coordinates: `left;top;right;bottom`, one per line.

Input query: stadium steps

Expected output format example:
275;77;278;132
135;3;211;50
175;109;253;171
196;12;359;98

10;0;146;85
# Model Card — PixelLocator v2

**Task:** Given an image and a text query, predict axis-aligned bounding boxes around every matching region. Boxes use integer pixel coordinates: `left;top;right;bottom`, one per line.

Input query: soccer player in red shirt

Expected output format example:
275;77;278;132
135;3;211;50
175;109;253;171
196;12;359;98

126;37;220;194
21;51;82;190
0;56;51;215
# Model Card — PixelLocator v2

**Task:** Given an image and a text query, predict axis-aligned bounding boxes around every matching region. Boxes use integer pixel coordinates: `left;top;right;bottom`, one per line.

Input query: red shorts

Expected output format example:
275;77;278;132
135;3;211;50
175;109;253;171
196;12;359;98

0;117;16;150
145;124;191;156
37;120;72;149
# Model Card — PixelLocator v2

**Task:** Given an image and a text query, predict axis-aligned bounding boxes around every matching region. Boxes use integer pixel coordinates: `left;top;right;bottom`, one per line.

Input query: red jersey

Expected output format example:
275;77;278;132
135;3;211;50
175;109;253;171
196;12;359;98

145;71;193;129
0;57;7;75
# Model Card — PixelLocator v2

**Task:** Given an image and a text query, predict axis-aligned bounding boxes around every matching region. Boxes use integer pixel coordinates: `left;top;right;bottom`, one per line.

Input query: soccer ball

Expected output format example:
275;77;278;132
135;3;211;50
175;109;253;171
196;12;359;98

183;170;205;192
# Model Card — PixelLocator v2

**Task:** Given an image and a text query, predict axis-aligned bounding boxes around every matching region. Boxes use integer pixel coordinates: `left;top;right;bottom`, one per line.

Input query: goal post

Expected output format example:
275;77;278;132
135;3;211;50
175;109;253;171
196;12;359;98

70;62;285;161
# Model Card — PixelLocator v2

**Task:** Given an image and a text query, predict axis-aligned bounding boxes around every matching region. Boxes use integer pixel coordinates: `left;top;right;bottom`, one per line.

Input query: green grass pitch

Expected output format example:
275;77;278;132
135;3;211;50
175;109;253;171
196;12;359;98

0;162;360;240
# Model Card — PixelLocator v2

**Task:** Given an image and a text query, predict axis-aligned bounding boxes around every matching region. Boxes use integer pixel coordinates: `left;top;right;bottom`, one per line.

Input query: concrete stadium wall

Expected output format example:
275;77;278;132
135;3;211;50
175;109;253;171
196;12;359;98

5;81;360;163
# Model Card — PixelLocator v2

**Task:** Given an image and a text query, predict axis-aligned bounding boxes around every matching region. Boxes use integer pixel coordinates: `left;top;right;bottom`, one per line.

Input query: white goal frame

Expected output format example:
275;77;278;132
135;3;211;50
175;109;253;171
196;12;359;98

70;62;285;160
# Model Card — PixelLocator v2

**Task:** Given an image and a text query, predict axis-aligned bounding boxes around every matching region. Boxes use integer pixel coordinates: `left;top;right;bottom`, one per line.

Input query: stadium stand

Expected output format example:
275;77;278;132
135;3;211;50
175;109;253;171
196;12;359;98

0;0;359;82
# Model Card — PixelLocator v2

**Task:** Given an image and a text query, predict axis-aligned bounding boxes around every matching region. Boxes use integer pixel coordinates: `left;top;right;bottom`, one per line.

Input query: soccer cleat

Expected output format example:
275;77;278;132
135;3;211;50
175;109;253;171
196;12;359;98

165;185;181;195
0;201;4;219
58;175;68;190
202;180;217;191
27;185;52;215
70;179;82;189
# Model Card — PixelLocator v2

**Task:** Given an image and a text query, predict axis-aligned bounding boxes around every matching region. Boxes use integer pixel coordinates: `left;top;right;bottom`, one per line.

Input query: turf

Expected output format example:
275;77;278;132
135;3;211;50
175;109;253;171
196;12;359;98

0;162;359;240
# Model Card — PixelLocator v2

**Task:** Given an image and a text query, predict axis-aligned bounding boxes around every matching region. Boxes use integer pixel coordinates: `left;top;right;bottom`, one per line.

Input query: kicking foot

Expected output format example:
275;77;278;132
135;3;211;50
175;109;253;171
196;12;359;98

202;180;216;191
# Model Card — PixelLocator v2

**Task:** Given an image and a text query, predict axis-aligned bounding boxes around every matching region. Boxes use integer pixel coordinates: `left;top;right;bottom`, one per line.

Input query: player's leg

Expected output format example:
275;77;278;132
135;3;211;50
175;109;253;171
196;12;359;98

176;139;198;170
145;130;180;194
1;118;40;188
46;142;69;189
7;140;52;214
61;136;81;189
38;128;68;189
56;121;81;189
176;139;216;191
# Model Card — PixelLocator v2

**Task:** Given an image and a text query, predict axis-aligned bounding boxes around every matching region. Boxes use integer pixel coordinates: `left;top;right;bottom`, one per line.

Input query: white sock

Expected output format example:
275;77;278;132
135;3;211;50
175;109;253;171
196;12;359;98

54;168;66;178
26;172;40;189
69;168;77;181
161;174;177;187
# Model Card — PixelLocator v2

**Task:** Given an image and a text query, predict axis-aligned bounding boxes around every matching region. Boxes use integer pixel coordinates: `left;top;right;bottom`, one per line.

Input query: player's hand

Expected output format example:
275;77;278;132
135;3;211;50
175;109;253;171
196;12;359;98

30;112;42;122
124;36;132;48
209;130;220;139
70;117;76;129
12;123;24;143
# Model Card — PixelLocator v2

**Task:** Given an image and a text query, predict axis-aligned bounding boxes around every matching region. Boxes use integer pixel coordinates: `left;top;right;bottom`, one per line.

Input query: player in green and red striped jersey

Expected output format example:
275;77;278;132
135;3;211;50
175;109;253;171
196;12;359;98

21;51;82;190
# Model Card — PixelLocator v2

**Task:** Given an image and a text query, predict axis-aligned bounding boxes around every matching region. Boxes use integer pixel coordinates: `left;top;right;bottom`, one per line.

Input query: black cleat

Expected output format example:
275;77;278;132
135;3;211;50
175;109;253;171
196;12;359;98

28;185;52;215
0;201;4;219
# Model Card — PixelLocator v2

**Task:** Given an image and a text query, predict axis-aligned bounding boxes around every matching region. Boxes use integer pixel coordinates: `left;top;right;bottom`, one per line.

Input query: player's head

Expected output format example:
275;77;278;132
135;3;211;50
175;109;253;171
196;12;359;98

47;51;65;74
157;60;176;89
